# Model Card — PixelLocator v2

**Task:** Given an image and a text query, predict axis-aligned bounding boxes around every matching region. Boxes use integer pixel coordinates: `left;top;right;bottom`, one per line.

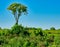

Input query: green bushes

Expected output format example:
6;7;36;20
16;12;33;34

0;29;10;36
0;27;1;30
23;30;30;36
0;26;60;47
34;28;44;36
50;27;55;30
11;24;24;34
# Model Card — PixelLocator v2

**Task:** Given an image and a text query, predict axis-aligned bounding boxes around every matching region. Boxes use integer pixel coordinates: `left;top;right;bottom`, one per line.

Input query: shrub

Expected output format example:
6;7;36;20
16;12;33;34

2;29;10;36
11;24;24;34
23;30;30;36
34;28;44;36
47;35;54;43
50;27;55;30
0;39;4;45
0;27;1;30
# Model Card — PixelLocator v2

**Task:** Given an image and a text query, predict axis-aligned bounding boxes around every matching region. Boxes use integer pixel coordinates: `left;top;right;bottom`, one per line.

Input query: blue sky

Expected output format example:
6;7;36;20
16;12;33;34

0;0;60;29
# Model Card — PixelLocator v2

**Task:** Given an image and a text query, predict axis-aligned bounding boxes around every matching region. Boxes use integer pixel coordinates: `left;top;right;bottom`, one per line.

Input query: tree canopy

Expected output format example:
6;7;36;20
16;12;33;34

7;3;27;25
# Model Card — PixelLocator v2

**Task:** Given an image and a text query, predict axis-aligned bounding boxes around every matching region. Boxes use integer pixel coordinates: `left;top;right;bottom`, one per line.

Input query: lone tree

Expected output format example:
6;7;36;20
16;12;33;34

7;3;27;25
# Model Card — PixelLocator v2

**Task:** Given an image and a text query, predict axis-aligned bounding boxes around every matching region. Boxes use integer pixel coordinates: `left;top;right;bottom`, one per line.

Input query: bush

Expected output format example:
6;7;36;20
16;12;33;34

23;30;30;36
34;28;44;36
11;24;24;34
50;27;55;30
2;29;10;36
0;27;1;30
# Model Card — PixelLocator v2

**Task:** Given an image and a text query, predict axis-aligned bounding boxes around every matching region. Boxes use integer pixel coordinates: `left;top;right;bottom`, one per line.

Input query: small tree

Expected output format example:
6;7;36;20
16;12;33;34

0;27;1;30
7;3;27;25
50;27;55;30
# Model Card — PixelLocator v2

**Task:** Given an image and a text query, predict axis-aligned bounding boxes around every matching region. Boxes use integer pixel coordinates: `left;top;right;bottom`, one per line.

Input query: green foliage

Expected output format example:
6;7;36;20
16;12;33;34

34;28;44;36
0;29;10;36
7;3;27;25
50;27;55;30
0;27;1;30
0;25;60;47
11;24;23;34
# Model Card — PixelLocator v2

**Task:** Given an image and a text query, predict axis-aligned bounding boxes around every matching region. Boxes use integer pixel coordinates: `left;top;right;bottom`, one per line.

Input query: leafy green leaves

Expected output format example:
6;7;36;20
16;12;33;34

7;3;27;25
0;25;60;47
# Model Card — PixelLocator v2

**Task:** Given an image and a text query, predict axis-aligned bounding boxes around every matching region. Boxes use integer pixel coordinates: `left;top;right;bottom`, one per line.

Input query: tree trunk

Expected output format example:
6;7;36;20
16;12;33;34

16;19;18;25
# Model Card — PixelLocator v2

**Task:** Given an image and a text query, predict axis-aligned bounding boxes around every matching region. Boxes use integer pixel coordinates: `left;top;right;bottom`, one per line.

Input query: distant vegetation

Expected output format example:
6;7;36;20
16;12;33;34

0;3;60;47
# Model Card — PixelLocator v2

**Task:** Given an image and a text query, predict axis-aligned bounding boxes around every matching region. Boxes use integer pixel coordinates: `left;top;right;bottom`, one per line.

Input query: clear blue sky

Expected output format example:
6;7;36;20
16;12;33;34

0;0;60;29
